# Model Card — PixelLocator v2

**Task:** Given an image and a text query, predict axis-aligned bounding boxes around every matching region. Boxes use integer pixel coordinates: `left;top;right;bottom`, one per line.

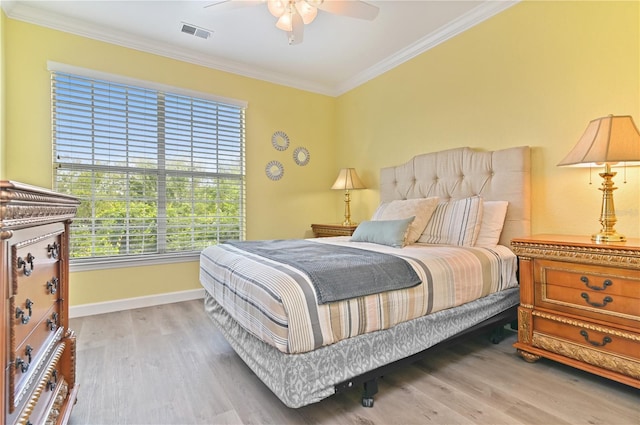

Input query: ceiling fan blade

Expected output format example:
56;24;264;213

316;0;379;20
289;13;304;45
204;0;264;12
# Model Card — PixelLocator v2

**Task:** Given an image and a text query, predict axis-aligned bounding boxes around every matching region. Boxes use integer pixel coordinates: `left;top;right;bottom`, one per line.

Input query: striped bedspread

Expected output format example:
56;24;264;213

199;237;518;354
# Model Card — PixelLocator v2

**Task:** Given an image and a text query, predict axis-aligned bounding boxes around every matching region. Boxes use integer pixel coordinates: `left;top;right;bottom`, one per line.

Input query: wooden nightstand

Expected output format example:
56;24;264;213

511;234;640;389
311;223;358;238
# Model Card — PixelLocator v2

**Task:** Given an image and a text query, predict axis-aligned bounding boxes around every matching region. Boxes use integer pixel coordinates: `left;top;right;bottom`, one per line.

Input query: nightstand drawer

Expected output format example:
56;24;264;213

534;259;640;328
532;313;640;380
535;259;640;297
544;285;638;318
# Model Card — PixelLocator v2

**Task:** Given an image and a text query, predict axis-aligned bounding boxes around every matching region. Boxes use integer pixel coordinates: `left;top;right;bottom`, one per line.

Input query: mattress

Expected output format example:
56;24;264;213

200;236;518;354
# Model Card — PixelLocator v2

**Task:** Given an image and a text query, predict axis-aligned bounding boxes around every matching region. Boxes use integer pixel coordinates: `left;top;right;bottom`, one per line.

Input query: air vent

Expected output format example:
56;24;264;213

181;22;212;40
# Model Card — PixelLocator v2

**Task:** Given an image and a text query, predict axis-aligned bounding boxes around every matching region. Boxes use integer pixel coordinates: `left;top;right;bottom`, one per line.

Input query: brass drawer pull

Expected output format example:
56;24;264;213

47;242;60;259
17;253;35;276
580;330;612;347
580;276;612;291
580;293;613;308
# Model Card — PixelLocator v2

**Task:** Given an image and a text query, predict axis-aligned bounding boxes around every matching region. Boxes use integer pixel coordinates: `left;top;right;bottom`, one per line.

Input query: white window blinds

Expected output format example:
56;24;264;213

52;69;246;266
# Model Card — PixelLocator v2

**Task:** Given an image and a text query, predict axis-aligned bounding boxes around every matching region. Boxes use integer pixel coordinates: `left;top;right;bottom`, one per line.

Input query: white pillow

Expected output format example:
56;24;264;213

371;197;439;245
475;201;509;247
418;196;484;246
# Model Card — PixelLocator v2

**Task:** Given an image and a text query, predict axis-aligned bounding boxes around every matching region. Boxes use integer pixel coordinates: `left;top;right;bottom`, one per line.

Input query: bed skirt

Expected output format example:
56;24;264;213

204;287;520;408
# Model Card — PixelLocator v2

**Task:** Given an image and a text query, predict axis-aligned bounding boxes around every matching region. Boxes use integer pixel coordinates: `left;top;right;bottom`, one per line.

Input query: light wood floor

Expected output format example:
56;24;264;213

68;300;639;425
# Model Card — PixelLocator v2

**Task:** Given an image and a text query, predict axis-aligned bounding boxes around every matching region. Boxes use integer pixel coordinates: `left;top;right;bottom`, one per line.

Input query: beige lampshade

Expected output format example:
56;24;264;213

558;115;640;166
331;168;366;190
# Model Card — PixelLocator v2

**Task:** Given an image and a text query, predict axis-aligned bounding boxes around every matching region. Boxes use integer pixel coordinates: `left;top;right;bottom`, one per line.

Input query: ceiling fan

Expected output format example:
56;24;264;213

205;0;380;45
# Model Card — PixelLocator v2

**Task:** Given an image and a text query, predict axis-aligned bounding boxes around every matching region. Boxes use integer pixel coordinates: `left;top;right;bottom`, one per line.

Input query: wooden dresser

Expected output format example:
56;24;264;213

511;234;640;389
1;181;80;425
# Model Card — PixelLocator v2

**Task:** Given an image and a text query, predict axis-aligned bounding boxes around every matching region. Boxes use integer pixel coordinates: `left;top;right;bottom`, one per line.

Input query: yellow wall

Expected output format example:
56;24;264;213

2;1;639;306
0;10;6;179
3;19;339;305
337;0;640;239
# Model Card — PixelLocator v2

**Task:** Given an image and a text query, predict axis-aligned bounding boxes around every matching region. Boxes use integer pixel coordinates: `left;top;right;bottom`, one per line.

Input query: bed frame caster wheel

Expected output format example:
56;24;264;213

490;326;505;344
361;378;378;408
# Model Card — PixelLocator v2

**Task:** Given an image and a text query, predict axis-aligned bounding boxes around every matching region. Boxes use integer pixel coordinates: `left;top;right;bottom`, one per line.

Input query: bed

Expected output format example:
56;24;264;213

200;145;531;408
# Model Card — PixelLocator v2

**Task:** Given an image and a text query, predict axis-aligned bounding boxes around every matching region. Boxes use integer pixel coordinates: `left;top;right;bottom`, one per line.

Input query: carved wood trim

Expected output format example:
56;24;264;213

516;349;540;363
518;308;532;344
61;329;77;389
511;242;639;269
0;182;79;236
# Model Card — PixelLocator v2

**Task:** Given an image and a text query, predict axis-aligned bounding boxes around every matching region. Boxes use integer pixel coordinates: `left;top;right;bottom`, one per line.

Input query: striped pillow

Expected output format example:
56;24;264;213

418;196;484;246
371;197;439;245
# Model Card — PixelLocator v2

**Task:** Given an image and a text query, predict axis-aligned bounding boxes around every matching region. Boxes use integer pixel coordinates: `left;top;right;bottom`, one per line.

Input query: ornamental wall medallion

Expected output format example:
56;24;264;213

271;131;289;151
265;160;284;181
293;147;310;166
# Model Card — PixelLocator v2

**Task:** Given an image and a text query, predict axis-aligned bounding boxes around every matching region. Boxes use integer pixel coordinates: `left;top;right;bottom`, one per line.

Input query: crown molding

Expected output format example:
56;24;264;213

3;1;518;97
335;0;519;95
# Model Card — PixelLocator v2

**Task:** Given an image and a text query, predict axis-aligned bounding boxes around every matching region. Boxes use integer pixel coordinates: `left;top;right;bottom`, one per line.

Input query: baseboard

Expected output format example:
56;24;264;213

69;288;205;318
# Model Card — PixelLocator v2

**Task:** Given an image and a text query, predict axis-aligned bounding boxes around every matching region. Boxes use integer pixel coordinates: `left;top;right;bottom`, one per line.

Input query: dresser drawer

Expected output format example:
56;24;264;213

534;259;640;328
10;319;63;413
12;290;60;351
12;289;62;359
7;341;67;425
12;232;63;347
24;372;69;425
13;232;63;289
532;313;640;380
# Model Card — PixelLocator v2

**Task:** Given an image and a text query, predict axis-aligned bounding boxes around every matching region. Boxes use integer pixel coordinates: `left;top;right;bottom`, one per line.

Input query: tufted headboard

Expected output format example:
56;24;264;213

380;146;531;247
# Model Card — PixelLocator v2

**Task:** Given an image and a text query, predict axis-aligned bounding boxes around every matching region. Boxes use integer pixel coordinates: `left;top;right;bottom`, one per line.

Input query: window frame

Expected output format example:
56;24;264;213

48;62;247;272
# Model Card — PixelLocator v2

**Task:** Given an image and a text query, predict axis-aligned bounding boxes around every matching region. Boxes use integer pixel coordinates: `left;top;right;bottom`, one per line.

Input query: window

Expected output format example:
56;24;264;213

50;63;246;269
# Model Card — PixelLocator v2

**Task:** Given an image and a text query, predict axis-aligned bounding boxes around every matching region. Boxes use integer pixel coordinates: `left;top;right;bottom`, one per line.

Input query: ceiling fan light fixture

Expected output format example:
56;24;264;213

296;1;318;24
276;12;293;31
267;0;287;18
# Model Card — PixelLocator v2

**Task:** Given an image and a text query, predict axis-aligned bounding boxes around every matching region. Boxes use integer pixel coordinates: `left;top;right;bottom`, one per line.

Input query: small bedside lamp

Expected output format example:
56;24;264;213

558;115;640;242
331;168;365;226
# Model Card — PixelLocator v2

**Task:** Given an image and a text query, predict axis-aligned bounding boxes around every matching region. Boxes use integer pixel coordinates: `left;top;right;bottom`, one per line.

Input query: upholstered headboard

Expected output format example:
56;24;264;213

380;146;531;247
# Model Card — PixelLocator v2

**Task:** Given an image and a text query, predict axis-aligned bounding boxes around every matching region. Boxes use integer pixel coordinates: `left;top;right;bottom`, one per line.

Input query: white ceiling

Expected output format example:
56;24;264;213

2;0;517;96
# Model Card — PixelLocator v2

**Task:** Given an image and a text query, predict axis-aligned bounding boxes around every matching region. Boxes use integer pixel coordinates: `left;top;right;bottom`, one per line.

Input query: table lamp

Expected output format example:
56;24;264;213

558;115;640;242
331;168;365;226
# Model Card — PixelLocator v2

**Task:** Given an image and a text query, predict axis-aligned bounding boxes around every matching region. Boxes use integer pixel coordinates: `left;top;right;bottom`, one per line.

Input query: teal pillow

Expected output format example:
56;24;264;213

351;216;415;247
